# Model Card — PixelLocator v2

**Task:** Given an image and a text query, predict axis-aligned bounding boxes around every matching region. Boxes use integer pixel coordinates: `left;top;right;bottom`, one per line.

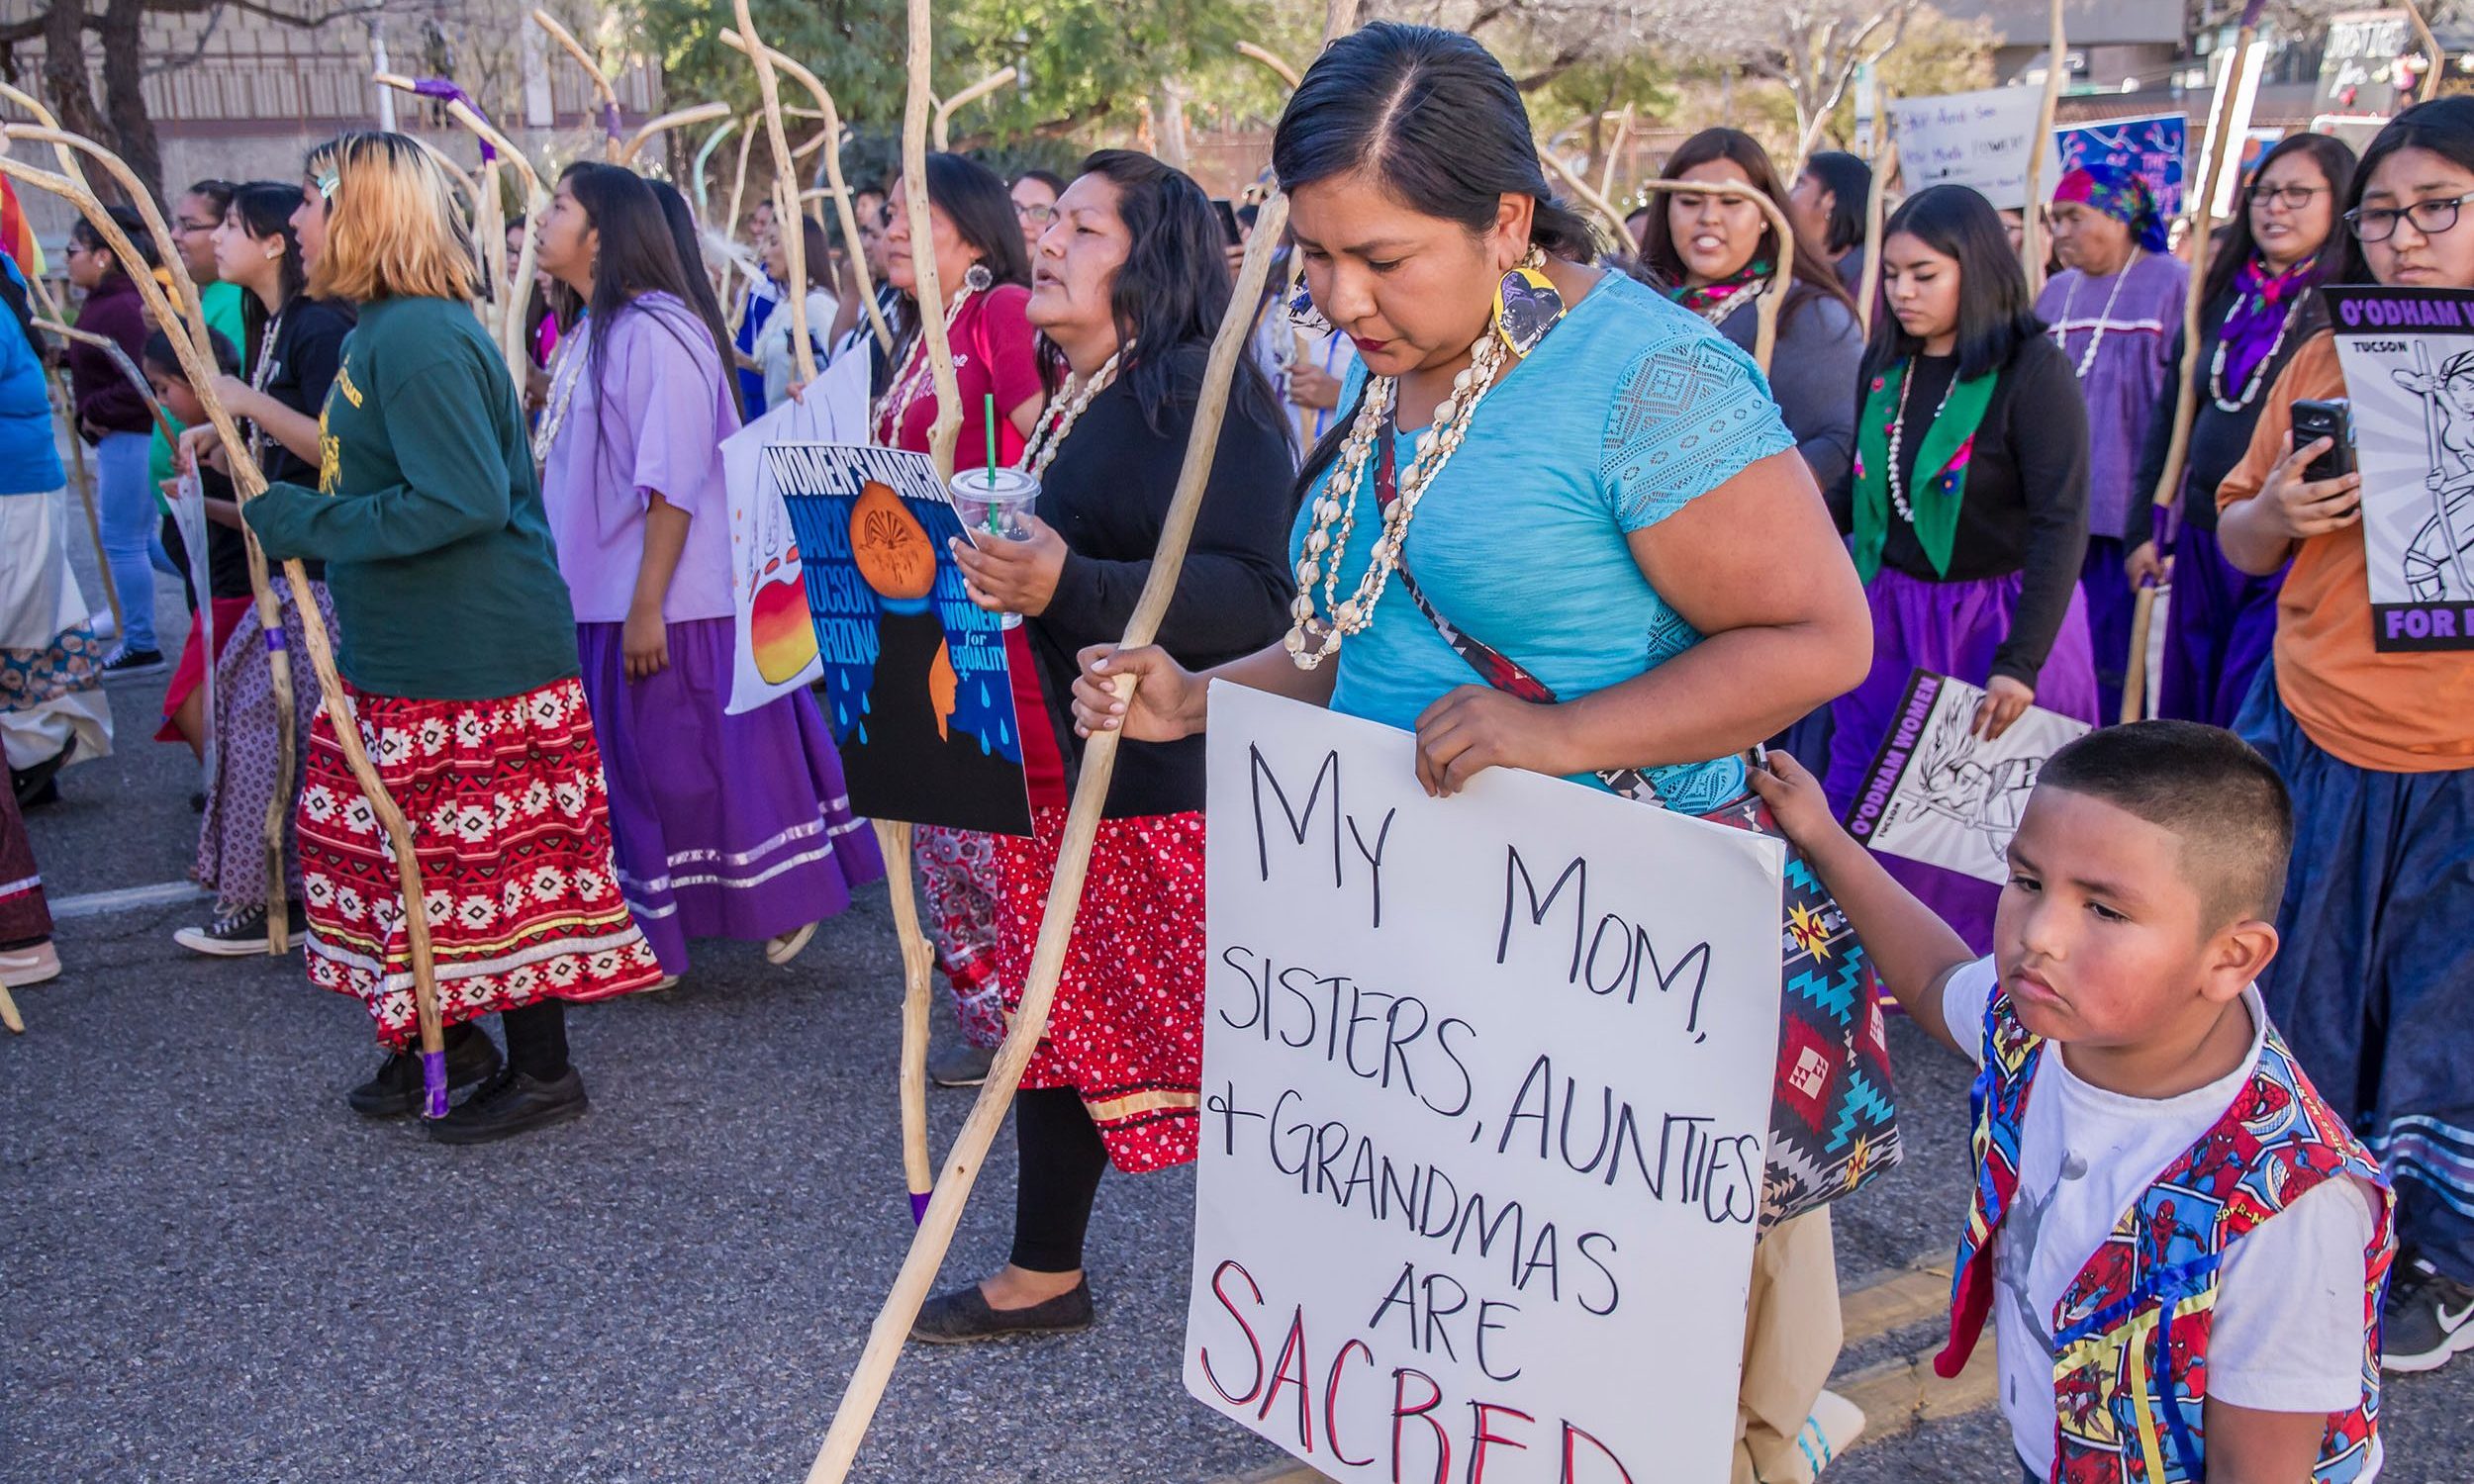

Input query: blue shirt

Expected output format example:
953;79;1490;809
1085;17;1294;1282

0;255;63;497
1289;270;1792;813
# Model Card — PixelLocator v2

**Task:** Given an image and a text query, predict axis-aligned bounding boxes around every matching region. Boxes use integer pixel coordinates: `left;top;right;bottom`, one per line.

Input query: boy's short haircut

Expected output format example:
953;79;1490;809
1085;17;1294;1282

143;326;241;379
2037;720;2294;924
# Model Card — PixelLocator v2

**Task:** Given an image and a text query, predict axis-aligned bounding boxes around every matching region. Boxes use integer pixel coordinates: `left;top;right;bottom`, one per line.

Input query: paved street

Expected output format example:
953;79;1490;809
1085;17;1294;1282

7;555;2471;1483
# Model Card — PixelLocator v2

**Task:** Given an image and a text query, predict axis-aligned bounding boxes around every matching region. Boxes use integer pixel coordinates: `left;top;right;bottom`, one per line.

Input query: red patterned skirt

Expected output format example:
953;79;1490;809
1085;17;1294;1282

297;675;666;1048
995;806;1206;1174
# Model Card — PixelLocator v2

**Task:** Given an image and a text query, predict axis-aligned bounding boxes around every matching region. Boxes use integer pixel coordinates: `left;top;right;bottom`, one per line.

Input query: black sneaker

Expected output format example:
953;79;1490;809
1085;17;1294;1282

2382;1255;2474;1372
426;1066;588;1145
10;742;70;808
99;646;166;679
909;1279;1094;1344
930;1042;996;1088
173;902;307;958
344;1024;502;1118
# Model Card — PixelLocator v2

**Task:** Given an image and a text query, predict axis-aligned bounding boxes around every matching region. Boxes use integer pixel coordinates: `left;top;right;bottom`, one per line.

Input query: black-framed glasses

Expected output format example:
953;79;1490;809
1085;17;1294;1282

1014;202;1055;225
2246;183;2327;212
2346;190;2474;242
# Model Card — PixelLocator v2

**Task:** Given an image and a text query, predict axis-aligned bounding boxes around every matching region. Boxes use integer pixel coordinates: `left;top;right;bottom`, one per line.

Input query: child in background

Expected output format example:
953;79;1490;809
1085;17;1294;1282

143;327;249;764
1748;725;2393;1482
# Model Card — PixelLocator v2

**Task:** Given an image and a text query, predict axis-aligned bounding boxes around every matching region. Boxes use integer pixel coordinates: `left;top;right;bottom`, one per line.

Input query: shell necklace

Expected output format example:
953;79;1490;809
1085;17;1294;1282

2208;291;2303;415
1284;327;1507;669
243;310;283;466
2050;247;2142;379
530;327;587;467
1885;357;1957;525
1019;346;1123;477
876;273;985;446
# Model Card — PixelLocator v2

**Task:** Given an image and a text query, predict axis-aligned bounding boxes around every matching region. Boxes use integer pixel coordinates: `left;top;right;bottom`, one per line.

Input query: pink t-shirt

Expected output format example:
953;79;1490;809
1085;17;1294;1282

538;293;742;624
882;283;1045;470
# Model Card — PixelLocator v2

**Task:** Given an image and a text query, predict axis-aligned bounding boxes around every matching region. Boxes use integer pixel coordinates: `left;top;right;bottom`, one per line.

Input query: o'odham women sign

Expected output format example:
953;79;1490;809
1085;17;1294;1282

1186;685;1784;1482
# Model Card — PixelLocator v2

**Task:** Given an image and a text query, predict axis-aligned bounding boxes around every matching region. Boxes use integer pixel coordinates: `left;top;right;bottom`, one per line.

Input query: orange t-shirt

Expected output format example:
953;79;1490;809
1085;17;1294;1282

2217;333;2474;773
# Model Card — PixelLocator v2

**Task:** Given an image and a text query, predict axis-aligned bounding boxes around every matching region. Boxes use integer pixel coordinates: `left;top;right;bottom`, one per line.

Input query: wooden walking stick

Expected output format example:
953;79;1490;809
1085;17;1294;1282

1549;154;1795;372
1598;103;1635;204
530;8;623;160
2403;0;2444;105
0;132;454;1072
800;117;1299;1484
2120;582;2157;725
618;102;732;168
2020;0;2065;296
1858;139;1897;337
0;976;20;1033
37;319;175;442
1235;41;1303;90
373;76;547;382
718;31;894;353
932;67;1019;152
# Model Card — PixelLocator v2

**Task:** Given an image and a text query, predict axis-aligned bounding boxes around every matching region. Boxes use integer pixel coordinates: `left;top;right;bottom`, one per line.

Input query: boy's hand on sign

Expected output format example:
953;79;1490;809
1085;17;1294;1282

2258;437;2363;540
1413;685;1560;798
1973;674;2034;741
1072;643;1200;742
1745;748;1837;847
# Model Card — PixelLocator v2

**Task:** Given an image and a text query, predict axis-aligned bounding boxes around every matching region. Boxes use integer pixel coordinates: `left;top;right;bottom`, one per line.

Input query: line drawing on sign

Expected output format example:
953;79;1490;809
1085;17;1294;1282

1906;701;2045;873
2389;342;2474;601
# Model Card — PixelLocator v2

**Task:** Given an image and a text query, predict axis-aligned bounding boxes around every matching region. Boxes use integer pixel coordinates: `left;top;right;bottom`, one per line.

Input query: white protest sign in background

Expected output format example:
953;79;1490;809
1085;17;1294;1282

1186;685;1784;1484
1890;86;2063;210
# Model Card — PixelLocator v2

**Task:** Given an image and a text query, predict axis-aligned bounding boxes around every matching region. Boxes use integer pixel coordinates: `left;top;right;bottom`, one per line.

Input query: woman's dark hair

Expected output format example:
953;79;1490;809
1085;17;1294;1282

1039;149;1287;449
647;177;743;417
143;325;241;380
1013;168;1067;196
70;206;155;277
2335;96;2474;281
183;178;238;218
1271;21;1600;263
909;152;1032;290
2203;133;2356;309
227;181;309;360
1640;128;1855;329
555;162;729;426
1862;184;2044;383
1799;150;1872;256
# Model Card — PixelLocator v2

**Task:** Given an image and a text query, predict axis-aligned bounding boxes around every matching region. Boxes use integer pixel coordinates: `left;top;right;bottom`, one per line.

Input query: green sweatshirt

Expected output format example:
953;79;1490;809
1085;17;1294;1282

245;295;579;700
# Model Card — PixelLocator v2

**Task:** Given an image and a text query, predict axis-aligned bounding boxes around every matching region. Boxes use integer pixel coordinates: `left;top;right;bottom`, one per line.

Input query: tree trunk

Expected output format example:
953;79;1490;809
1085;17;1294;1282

41;1;118;200
98;0;159;203
1151;80;1188;170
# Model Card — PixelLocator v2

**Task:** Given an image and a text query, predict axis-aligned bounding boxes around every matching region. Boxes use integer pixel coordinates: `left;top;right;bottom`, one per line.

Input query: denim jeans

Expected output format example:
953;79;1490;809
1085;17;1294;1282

92;428;172;653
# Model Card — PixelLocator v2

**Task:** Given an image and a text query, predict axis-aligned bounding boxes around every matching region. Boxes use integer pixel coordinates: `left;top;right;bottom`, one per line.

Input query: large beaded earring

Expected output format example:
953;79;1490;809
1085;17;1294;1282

962;261;994;295
1493;244;1563;358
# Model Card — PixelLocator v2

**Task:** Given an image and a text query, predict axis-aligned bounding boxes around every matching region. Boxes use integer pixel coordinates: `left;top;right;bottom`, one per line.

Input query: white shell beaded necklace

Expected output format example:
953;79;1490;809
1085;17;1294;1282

2049;246;2142;379
877;264;989;445
2208;280;2305;414
530;325;587;467
1018;345;1123;477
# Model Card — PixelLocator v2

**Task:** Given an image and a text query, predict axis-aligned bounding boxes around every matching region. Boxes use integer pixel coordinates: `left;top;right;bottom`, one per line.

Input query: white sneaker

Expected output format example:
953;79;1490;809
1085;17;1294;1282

764;920;818;966
0;939;61;986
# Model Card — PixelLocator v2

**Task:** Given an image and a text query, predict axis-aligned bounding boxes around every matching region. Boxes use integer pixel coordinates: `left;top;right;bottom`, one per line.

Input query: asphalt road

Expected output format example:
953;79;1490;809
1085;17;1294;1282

6;553;2470;1483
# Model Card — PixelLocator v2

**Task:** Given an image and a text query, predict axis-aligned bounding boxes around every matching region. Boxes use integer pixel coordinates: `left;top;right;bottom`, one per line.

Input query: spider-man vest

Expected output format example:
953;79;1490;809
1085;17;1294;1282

1938;993;2393;1482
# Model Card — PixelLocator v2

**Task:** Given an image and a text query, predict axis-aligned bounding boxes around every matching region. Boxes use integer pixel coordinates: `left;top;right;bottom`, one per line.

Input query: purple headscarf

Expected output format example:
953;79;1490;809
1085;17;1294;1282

2052;161;2169;253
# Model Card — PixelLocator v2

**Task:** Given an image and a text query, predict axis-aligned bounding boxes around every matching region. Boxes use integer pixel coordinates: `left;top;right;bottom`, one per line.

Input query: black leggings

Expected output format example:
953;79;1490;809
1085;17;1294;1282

1009;1086;1108;1273
498;1001;570;1080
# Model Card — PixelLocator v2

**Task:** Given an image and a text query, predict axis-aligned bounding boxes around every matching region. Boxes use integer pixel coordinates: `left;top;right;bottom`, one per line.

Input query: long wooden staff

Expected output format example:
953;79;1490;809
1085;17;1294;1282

37;318;174;441
530;8;622;160
396;80;547;383
0;131;452;1080
1598;103;1635;203
1858;139;1897;337
1235;41;1303;89
2403;0;2443;105
1234;43;1314;442
718;31;894;352
1546;153;1794;371
801;63;1298;1484
2020;0;2065;296
618;102;731;168
4;86;295;944
931;67;1019;152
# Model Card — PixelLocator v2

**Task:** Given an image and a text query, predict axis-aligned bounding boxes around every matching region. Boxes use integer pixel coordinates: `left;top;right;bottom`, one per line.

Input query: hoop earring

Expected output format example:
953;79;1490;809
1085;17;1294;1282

1493;245;1562;357
962;261;993;295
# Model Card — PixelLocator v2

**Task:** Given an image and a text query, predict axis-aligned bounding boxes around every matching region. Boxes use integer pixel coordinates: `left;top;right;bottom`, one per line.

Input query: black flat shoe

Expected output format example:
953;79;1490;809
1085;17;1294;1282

345;1023;501;1117
425;1066;588;1145
908;1279;1094;1344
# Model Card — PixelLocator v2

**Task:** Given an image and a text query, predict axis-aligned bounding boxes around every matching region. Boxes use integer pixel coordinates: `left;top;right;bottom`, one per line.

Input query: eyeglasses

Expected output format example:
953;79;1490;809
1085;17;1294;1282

1014;202;1055;225
2246;183;2326;212
2346;190;2474;242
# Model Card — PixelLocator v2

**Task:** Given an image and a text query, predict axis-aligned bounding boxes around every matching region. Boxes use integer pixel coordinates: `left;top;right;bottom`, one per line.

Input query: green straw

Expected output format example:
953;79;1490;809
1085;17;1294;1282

983;393;999;489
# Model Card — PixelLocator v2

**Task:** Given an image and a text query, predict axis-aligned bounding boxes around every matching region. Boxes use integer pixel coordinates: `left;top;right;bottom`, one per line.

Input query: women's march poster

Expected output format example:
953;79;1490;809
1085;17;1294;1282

2324;285;2474;651
1842;671;2092;885
1188;684;1783;1482
774;442;1034;835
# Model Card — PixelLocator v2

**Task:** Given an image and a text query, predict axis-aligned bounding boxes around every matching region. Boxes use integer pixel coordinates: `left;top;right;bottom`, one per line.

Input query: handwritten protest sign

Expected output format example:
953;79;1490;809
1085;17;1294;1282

1186;685;1783;1482
2056;113;2188;218
2324;286;2474;651
776;442;1034;834
1890;86;2061;210
1843;671;2091;884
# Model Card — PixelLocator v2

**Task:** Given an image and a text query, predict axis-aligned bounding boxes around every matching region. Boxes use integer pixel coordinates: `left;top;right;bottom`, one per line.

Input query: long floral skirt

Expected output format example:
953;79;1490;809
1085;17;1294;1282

994;806;1207;1173
914;824;1009;1049
297;674;666;1048
194;580;335;914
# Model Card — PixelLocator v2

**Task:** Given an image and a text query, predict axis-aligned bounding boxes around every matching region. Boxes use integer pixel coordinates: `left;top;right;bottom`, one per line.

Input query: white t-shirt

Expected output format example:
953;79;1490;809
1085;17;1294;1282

1940;957;2379;1480
755;287;840;412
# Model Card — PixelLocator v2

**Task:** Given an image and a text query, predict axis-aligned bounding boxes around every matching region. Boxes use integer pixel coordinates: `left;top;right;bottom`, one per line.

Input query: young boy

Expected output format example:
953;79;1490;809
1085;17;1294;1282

1749;722;2393;1482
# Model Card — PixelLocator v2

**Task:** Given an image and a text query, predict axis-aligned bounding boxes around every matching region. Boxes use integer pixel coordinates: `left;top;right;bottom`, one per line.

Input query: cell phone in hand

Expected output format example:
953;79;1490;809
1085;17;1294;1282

2291;398;2355;482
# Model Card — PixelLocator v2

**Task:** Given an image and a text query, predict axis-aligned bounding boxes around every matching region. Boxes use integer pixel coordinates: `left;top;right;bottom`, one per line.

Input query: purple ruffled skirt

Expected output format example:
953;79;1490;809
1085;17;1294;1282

1823;567;2099;952
577;616;885;974
2156;521;2283;730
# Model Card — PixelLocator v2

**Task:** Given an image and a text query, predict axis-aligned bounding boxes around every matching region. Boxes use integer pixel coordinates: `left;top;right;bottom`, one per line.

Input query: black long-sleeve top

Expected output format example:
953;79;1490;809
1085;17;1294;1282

1830;332;2090;686
1022;349;1296;818
2129;282;2325;542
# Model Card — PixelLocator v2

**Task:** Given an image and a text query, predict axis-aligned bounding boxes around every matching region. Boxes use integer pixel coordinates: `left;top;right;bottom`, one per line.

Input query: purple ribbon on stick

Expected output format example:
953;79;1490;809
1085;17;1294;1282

410;78;498;162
